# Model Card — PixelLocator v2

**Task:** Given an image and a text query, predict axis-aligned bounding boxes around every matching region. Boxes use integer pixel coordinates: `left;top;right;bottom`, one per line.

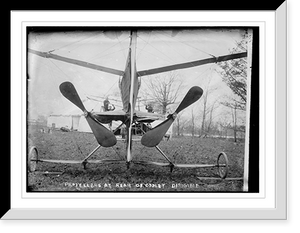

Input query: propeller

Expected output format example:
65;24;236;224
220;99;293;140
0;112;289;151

141;86;203;147
59;82;117;147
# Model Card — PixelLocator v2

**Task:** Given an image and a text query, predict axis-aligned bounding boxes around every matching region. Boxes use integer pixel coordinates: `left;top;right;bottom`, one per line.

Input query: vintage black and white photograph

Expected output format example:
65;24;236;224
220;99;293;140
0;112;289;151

27;27;255;192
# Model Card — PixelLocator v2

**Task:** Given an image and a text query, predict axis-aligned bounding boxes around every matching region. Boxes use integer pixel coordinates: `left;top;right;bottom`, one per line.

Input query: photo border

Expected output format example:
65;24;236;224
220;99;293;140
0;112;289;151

22;24;262;200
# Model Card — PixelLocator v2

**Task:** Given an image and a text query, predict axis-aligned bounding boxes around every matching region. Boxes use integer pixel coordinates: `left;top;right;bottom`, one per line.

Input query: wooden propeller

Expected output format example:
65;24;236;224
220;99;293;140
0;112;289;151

141;86;203;147
59;82;117;147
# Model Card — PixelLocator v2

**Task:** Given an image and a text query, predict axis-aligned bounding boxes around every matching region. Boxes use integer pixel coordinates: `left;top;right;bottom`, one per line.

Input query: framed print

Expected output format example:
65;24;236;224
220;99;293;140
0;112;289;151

4;2;287;219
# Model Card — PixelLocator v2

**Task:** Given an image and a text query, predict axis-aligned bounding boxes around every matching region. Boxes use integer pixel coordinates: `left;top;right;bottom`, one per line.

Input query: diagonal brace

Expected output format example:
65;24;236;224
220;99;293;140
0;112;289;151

81;145;102;169
81;122;125;169
155;146;175;172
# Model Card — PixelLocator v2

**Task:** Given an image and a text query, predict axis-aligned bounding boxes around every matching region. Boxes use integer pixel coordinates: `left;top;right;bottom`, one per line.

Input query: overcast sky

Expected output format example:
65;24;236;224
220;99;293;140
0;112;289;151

27;28;247;121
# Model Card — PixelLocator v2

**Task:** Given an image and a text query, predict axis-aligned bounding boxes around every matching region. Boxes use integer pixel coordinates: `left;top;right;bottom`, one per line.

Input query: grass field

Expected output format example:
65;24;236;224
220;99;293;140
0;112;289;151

27;124;245;192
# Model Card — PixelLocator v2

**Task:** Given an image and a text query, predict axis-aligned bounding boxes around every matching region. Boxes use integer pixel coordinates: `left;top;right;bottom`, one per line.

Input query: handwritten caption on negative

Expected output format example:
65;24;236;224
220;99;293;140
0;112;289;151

63;182;202;190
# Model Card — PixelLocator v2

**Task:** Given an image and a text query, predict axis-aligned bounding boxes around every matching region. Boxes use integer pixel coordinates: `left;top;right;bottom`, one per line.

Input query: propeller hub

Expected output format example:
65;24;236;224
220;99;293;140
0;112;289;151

167;112;177;120
172;112;177;120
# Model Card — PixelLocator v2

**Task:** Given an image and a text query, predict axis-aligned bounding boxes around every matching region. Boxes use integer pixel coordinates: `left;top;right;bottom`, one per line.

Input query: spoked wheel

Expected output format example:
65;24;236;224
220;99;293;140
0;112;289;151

28;146;38;172
217;152;228;179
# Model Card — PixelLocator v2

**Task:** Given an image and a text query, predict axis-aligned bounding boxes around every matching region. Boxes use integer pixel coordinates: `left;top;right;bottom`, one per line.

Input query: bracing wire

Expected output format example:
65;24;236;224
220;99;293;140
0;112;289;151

51;31;101;53
155;30;216;58
48;52;122;113
136;47;174;67
136;31;216;73
87;47;129;63
46;59;107;156
137;35;177;65
151;32;189;60
116;35;128;60
136;31;152;60
149;32;203;70
86;35;130;63
103;79;120;97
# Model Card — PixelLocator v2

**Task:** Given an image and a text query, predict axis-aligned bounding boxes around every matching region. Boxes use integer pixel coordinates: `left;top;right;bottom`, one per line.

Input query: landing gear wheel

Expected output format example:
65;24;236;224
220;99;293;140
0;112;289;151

28;146;38;172
217;152;228;179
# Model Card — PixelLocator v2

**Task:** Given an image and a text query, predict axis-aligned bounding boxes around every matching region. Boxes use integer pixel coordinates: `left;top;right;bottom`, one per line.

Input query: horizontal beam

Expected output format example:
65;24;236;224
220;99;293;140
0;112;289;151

87;159;126;164
175;164;224;168
36;159;126;165
37;159;82;164
36;159;226;168
28;49;124;76
133;161;170;167
137;52;247;77
133;160;226;168
197;177;243;180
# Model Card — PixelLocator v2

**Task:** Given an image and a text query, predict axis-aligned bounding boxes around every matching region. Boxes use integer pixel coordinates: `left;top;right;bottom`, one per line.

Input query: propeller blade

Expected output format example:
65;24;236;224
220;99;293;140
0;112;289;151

141;86;203;147
59;81;116;147
59;82;86;112
86;113;117;147
175;86;203;113
141;118;174;147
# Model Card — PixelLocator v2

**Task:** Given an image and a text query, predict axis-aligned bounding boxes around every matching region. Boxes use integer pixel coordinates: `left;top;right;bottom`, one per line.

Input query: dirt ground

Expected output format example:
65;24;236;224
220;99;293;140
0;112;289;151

27;124;245;192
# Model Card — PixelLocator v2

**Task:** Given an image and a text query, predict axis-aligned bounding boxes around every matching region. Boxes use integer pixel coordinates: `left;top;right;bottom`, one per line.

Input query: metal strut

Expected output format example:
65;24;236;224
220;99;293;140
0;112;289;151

155;146;175;172
140;123;175;172
81;144;102;169
81;122;125;169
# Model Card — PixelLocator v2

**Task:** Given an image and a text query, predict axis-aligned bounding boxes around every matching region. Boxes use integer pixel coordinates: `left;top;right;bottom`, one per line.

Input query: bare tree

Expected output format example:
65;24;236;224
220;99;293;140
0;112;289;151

173;112;187;136
144;71;183;114
221;100;246;142
200;91;207;136
205;99;220;136
230;102;238;142
190;108;196;137
217;30;250;111
186;107;197;137
199;83;217;137
230;102;247;141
